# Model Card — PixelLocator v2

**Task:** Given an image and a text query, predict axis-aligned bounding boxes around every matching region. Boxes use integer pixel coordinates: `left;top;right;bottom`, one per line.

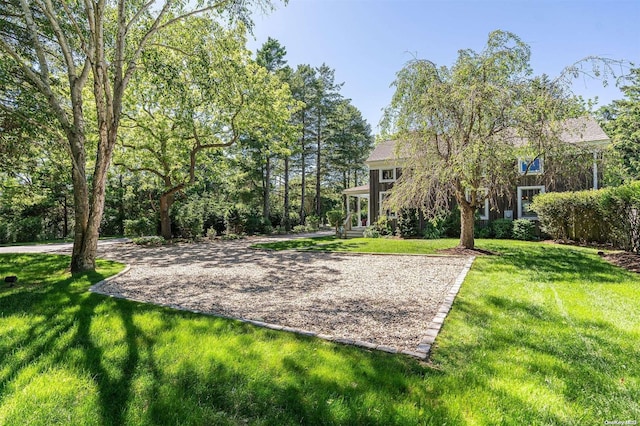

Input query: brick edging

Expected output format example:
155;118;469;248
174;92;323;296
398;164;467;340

88;256;476;361
413;256;476;359
89;264;131;293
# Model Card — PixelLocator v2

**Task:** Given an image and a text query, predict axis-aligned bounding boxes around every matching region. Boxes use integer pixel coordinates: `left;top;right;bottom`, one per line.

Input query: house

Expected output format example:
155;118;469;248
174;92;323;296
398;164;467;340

342;116;610;235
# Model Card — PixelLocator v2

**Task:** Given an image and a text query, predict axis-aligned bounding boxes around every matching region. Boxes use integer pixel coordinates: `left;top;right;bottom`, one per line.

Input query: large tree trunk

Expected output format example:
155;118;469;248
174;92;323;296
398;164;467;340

159;192;174;240
284;155;290;231
316;116;321;217
300;123;306;225
458;196;475;249
69;139;92;272
263;155;271;221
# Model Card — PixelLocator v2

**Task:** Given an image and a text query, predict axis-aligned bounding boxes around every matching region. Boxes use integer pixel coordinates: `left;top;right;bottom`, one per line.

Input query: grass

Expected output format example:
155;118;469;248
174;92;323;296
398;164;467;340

0;235;124;247
1;241;639;425
252;236;460;254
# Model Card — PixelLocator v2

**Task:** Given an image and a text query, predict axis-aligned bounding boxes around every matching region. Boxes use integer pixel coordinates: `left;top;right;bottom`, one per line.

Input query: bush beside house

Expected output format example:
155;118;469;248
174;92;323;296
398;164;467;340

531;181;640;251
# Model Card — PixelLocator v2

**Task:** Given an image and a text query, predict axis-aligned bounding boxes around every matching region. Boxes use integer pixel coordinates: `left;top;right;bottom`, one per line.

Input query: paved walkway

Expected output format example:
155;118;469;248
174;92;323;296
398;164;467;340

0;238;130;254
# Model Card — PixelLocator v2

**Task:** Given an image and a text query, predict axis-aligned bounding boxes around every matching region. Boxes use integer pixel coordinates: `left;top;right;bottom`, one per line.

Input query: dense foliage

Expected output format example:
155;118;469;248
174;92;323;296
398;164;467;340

531;181;640;251
381;30;615;249
599;68;640;183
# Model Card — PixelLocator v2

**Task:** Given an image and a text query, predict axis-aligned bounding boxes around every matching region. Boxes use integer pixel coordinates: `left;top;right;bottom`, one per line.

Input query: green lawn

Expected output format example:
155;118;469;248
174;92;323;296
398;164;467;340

1;241;639;425
252;236;460;253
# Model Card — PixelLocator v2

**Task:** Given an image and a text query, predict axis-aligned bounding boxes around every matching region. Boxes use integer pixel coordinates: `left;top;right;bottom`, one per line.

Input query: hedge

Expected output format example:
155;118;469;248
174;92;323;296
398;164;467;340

530;181;640;251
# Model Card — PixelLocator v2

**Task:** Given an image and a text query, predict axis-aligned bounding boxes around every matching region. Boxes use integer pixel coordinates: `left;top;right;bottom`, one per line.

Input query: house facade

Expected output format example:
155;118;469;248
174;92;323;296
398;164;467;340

343;116;610;233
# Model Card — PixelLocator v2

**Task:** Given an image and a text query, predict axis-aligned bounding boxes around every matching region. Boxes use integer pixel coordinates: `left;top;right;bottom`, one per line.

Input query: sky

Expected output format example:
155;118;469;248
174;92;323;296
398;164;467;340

246;0;639;134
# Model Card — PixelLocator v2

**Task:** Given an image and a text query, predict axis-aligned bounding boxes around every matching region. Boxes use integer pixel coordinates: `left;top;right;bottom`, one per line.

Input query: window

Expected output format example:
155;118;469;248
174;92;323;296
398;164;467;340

517;186;545;219
465;188;489;220
379;191;396;219
380;168;396;182
519;157;543;175
519;157;543;174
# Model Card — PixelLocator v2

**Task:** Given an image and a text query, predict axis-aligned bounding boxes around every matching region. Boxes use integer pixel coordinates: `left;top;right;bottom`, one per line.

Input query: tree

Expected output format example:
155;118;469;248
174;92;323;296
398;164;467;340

117;20;296;240
381;30;588;249
599;68;640;182
326;99;374;208
289;64;319;224
0;0;276;272
255;37;289;223
312;64;343;217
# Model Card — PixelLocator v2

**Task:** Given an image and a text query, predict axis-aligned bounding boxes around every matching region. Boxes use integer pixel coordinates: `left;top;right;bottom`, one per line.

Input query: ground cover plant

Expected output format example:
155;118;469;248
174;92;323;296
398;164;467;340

1;240;639;424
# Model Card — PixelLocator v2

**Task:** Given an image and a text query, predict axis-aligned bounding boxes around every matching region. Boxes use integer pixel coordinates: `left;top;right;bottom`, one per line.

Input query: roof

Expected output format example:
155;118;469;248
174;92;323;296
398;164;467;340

342;184;369;195
366;116;609;163
559;116;609;144
366;139;397;163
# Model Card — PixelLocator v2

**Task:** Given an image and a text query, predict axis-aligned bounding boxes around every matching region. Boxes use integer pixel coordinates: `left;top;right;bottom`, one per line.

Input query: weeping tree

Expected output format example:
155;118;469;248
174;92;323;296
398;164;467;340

381;30;613;249
0;0;277;272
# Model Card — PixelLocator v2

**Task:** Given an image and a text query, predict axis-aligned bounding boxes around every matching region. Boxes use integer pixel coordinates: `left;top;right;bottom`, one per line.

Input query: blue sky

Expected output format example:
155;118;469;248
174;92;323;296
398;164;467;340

247;0;639;133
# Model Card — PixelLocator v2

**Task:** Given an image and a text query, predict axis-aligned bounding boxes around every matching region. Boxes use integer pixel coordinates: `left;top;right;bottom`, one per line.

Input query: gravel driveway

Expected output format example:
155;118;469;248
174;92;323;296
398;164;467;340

89;237;471;355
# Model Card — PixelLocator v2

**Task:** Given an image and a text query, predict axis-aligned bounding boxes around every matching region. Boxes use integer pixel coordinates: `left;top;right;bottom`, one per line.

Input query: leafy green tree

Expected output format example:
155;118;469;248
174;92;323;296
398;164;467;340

255;37;290;222
117;20;296;240
326;100;374;208
382;30;596;249
312;64;344;217
289;64;320;224
599;68;640;182
0;0;277;272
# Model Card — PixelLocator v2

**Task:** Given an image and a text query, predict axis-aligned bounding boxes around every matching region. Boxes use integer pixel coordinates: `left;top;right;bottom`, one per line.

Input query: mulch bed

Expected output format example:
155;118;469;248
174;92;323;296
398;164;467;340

438;247;497;256
602;252;640;274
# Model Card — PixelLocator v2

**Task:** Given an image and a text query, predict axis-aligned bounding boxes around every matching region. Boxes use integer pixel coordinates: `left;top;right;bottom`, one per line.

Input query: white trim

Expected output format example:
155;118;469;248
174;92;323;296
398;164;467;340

517;185;545;220
379;167;397;183
518;157;543;175
379;191;396;219
465;188;489;220
366;160;404;169
592;150;599;190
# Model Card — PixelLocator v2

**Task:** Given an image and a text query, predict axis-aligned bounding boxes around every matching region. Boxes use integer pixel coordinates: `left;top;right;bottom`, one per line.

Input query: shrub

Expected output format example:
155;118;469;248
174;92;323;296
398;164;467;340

491;218;513;239
512;219;536;241
600;181;640;252
175;201;204;239
292;224;307;233
287;211;302;228
124;217;155;238
305;215;320;231
131;236;164;246
11;216;43;242
442;205;461;237
0;220;9;244
206;227;217;241
326;210;344;233
422;214;447;239
363;226;381;238
475;224;492;239
531;190;605;242
372;216;392;236
396;209;420;238
221;232;244;240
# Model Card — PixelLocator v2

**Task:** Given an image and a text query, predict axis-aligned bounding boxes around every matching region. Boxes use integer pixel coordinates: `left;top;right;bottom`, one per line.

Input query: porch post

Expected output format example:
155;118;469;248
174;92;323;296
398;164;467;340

592;150;598;190
356;195;361;227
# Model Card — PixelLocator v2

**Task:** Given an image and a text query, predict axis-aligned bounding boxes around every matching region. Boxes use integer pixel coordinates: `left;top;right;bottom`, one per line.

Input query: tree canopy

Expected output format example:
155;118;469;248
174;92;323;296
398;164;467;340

117;19;297;239
381;30;590;249
0;0;278;272
599;68;640;182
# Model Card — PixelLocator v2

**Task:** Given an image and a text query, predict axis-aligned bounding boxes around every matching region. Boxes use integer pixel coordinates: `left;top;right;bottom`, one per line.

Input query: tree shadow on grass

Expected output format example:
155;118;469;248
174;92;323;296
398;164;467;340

436;293;640;423
475;242;636;284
